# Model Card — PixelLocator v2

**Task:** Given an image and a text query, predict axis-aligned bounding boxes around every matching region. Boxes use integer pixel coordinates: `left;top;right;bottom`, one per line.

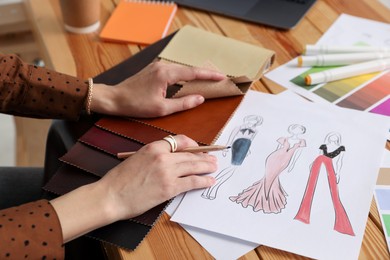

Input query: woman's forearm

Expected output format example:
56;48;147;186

50;181;117;243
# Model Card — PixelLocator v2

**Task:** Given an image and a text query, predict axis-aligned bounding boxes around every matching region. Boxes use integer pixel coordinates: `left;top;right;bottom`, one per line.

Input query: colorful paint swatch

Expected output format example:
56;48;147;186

375;188;390;210
370;97;390;116
290;69;390;115
382;214;390;237
374;185;390;253
337;71;390;111
314;73;378;103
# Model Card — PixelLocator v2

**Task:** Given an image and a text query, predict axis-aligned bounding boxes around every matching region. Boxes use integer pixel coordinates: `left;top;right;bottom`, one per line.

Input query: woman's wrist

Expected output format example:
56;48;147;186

88;83;119;115
50;180;118;243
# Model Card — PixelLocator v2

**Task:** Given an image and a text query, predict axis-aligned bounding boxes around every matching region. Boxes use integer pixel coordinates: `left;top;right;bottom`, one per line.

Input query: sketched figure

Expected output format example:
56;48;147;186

201;115;263;200
230;124;306;213
294;132;355;236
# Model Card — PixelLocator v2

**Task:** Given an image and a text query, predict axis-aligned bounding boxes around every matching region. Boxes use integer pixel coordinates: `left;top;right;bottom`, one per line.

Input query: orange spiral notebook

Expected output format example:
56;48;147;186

100;0;177;45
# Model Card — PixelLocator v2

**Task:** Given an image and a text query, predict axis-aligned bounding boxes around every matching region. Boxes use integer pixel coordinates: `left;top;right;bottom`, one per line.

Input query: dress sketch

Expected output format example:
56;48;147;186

230;124;306;213
294;132;355;236
201;115;263;200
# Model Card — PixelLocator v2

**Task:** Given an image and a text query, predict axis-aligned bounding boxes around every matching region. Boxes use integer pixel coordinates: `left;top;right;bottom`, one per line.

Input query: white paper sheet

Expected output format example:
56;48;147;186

171;90;389;260
165;194;259;260
165;90;306;260
382;149;390;168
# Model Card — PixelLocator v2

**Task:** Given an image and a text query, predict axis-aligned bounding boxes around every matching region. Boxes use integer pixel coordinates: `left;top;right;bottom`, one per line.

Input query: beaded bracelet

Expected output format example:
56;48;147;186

86;78;94;115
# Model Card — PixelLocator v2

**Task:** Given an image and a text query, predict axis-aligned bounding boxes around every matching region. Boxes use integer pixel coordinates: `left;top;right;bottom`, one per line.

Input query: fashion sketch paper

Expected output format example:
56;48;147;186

166;91;306;260
171;90;390;260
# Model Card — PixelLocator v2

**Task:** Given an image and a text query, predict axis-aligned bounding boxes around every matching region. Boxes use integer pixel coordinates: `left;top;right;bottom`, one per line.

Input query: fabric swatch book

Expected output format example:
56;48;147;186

100;0;177;45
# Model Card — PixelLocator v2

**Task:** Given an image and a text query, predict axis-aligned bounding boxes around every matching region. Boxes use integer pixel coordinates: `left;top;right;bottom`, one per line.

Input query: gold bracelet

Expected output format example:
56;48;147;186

86;77;94;115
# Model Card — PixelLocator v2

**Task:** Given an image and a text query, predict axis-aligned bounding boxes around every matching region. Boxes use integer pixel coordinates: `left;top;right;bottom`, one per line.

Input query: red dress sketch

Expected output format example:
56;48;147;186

230;124;306;213
294;132;355;236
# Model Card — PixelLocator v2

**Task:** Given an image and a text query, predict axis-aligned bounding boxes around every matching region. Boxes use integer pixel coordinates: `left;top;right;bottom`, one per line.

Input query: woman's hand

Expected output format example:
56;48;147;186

91;61;225;118
51;135;217;243
101;134;217;220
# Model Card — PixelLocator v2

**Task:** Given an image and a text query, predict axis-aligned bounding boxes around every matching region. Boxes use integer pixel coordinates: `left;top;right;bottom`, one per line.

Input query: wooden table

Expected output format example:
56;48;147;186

25;0;390;259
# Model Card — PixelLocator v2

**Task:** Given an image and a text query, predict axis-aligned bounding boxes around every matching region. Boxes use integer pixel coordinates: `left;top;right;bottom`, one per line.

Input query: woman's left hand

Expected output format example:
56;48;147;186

90;61;225;118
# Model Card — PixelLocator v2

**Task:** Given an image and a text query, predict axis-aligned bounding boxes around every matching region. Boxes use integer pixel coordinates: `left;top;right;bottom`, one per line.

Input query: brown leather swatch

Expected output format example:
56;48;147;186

96;117;173;144
43;164;99;195
136;95;243;145
59;142;121;178
78;125;143;156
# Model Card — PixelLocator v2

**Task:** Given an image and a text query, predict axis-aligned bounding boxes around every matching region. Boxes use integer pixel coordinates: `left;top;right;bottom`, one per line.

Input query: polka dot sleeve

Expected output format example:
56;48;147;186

0;54;88;120
0;199;64;259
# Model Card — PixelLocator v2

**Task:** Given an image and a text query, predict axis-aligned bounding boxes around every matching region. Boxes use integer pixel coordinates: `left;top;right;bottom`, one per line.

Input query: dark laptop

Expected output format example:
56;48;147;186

164;0;317;30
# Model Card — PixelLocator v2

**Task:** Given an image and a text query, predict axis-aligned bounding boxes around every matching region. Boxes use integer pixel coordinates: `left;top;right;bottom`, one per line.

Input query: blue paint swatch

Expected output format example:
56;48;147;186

375;189;390;210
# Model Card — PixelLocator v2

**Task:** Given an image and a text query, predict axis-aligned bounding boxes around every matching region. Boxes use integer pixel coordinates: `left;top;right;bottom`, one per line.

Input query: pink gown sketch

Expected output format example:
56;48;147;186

230;124;306;213
294;132;355;236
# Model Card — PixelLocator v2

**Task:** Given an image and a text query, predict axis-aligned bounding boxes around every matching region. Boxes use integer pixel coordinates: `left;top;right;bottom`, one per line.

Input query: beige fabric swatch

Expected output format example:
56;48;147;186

172;61;252;99
158;25;275;80
158;25;275;99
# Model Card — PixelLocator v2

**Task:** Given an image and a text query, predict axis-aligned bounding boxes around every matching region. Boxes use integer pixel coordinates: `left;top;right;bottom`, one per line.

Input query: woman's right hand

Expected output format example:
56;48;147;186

51;135;217;243
100;134;217;221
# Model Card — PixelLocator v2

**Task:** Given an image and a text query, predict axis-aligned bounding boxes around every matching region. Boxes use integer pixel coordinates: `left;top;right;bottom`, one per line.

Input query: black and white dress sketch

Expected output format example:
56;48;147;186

230;124;306;213
201;115;263;200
